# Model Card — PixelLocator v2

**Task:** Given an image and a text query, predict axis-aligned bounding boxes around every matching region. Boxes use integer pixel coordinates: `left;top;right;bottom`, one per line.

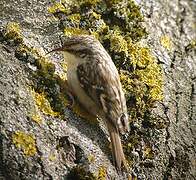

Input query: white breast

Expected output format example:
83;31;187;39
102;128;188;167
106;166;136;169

63;52;100;116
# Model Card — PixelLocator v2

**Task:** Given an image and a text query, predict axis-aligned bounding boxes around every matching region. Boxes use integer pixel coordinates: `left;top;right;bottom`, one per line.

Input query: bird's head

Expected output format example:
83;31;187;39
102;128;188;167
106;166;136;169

48;35;101;57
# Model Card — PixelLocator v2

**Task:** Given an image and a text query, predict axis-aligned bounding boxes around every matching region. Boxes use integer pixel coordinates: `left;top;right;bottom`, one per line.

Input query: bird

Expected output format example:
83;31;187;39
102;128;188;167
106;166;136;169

49;35;130;171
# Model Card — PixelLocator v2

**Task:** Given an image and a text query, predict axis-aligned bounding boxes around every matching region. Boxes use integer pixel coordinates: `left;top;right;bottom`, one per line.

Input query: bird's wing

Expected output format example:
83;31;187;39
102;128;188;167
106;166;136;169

77;58;129;133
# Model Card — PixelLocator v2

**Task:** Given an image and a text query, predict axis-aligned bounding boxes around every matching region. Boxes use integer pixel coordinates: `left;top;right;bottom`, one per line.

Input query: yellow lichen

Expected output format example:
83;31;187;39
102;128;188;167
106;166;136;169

128;43;163;101
67;13;81;25
12;131;37;156
108;29;128;54
36;57;55;76
160;35;172;51
90;32;100;39
5;22;21;36
136;66;163;101
28;95;43;124
59;62;68;81
88;154;95;163
129;45;150;68
24;46;56;77
90;20;108;39
92;12;101;19
49;153;57;161
30;113;43;124
31;89;59;117
16;43;28;54
97;166;107;180
5;22;23;43
119;41;163;123
58;72;67;82
124;135;139;150
48;2;67;14
120;72;134;94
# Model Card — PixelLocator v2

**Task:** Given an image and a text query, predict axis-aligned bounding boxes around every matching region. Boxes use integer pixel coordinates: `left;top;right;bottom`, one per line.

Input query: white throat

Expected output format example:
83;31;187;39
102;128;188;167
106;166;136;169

63;51;80;67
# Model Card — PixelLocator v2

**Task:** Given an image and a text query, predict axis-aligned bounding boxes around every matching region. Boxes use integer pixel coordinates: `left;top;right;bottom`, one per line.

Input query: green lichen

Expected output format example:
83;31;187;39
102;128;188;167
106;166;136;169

123;134;139;164
107;28;129;54
12;131;37;156
119;42;163;120
48;0;147;41
129;43;163;101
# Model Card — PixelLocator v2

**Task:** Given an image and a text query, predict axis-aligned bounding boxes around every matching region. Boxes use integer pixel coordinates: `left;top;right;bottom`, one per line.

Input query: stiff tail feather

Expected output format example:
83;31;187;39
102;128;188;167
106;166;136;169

108;124;128;172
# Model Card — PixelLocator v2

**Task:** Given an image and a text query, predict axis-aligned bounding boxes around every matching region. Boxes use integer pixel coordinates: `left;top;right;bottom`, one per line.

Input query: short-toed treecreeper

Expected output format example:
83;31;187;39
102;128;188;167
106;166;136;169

50;35;130;171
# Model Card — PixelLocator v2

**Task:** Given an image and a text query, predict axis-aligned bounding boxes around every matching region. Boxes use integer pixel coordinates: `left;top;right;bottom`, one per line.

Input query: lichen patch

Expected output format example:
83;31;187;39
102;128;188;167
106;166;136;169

12;131;37;156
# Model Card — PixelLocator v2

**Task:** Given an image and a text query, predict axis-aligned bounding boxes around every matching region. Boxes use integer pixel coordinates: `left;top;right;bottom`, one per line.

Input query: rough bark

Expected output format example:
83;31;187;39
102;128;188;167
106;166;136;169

0;0;195;179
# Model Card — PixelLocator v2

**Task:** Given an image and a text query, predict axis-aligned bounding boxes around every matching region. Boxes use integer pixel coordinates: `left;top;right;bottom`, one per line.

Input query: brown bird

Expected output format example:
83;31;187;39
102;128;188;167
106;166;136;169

50;35;130;171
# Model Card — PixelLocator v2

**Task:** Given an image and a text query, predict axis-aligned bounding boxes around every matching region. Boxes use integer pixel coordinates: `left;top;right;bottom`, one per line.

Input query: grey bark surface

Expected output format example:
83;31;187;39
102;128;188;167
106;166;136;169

0;0;195;179
140;0;196;179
